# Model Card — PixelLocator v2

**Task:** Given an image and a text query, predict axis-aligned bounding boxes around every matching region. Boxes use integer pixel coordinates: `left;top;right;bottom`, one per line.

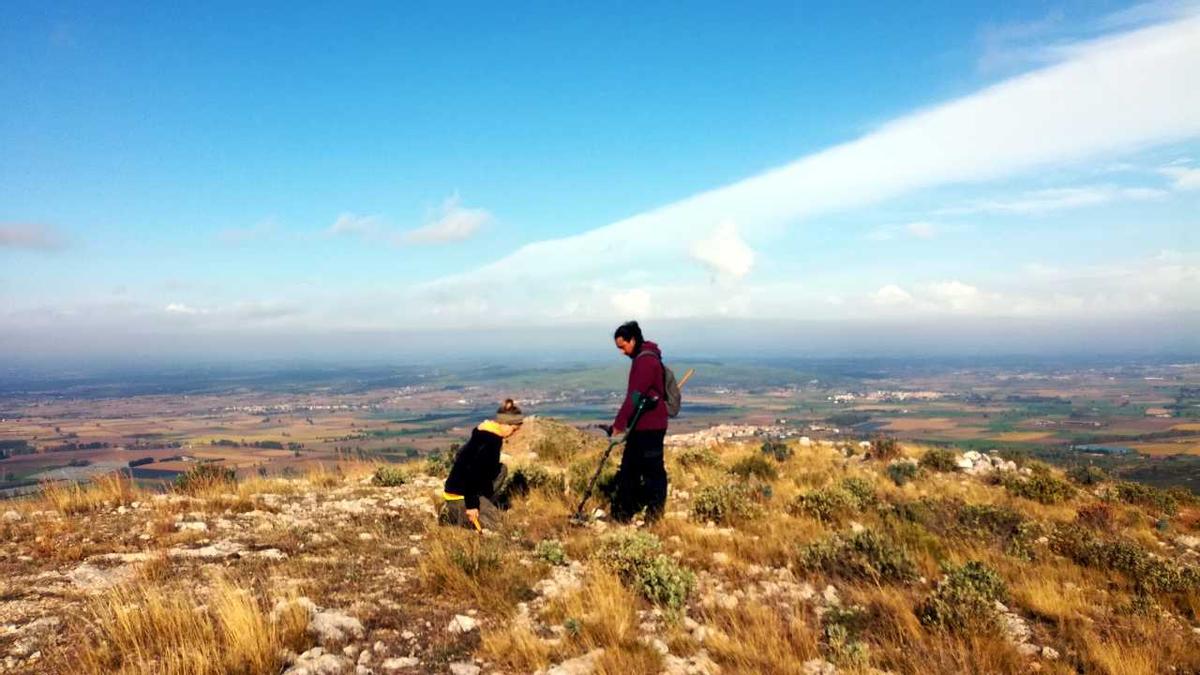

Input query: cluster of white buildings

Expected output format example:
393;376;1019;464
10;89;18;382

827;390;946;403
219;402;365;414
666;424;814;447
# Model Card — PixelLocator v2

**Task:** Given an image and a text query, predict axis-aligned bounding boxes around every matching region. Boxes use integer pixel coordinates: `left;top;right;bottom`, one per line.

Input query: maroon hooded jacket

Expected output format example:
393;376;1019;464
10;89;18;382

613;340;669;433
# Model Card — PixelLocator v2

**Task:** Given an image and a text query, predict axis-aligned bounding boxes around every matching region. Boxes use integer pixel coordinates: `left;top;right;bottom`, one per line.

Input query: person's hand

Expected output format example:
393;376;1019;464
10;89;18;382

599;424;614;437
466;508;482;531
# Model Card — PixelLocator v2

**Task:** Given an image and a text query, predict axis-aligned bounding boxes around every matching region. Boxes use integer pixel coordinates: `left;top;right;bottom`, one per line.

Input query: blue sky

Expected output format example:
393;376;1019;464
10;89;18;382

1;1;1198;358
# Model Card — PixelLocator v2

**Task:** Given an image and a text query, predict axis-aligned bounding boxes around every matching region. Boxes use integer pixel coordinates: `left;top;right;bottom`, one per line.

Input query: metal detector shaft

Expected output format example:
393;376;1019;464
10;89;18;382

572;396;651;520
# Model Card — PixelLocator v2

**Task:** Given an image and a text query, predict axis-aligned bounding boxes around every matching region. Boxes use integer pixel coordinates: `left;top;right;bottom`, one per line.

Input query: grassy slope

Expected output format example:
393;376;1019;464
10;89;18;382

1;426;1199;674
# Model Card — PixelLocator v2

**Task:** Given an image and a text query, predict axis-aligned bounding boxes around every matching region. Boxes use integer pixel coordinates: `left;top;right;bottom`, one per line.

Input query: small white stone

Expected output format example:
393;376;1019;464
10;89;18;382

380;656;419;671
447;614;478;634
448;663;480;675
1041;646;1060;660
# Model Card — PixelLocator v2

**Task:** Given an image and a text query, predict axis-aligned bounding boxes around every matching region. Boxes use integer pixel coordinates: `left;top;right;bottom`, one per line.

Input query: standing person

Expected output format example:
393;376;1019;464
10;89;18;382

608;321;669;523
440;399;524;531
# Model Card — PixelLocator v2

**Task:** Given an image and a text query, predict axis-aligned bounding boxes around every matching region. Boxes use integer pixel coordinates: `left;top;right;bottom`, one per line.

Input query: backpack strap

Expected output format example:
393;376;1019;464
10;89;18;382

634;350;666;394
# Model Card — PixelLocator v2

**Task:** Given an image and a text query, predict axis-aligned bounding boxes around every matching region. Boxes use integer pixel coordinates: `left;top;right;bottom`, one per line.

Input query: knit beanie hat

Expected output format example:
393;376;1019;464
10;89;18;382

495;399;524;426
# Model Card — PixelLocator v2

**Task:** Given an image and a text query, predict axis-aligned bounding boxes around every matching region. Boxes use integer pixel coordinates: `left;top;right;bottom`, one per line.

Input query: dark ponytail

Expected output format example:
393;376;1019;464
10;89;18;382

613;321;644;349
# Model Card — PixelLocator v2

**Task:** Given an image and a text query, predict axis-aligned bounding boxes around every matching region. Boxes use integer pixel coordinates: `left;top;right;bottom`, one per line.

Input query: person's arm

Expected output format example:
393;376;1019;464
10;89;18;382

451;435;483;510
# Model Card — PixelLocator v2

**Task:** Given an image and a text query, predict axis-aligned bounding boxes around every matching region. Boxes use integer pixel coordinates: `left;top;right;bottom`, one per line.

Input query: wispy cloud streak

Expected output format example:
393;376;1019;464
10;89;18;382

418;13;1200;321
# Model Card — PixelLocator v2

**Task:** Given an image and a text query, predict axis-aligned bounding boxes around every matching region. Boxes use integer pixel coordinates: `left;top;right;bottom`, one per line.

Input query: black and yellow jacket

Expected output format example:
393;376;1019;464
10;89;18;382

442;421;505;509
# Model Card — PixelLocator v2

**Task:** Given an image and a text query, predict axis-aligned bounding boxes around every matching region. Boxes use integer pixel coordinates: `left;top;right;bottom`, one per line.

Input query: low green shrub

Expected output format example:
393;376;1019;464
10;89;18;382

919;448;959;472
511;464;565;494
789;477;876;523
596;531;695;610
174;463;236;494
787;485;854;523
1050;523;1200;594
886;461;920;486
676;446;720;468
797;529;917;583
840;476;876;506
760;439;793;462
1002;472;1074;505
789;487;856;523
822;605;871;668
535;538;568;566
728;454;778;481
531;435;579;463
1110;481;1179;516
691;483;762;524
568;457;619;500
957;503;1024;538
424;445;457;477
1067;464;1107;486
636;554;696;610
869;437;902;461
918;561;1007;632
370;465;408;487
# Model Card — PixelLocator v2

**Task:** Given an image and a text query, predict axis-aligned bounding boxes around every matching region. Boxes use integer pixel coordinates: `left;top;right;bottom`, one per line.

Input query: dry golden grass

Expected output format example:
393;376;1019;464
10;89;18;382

482;567;660;673
40;472;140;515
1076;620;1200;675
480;619;555;673
701;601;820;674
419;527;544;614
303;464;343;488
594;642;663;675
1010;569;1091;623
71;575;309;675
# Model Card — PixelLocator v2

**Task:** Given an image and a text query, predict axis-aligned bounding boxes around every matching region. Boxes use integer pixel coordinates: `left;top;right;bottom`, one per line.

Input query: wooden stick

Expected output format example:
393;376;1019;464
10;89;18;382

677;368;696;389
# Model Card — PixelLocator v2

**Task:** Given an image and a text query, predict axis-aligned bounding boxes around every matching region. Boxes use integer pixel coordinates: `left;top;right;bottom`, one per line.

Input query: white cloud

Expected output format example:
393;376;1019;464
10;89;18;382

873;285;914;306
0;223;66;250
938;184;1168;215
403;195;492;245
416;12;1200;323
906;222;938;239
165;303;203;315
325;196;491;246
611;288;652;317
866;221;941;241
1160;164;1200;190
328;213;382;237
923;280;994;312
690;221;755;280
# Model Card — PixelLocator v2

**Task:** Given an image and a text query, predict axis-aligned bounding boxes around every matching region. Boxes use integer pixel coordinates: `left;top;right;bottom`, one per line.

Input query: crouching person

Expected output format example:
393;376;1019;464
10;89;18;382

440;399;524;531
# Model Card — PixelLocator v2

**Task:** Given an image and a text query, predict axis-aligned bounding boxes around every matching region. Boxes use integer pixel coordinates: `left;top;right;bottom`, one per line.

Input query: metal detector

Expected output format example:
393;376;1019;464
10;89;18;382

569;393;654;524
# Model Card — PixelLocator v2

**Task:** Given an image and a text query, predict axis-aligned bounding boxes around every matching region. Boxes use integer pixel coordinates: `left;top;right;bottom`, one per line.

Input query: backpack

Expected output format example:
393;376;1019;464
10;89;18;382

636;351;682;417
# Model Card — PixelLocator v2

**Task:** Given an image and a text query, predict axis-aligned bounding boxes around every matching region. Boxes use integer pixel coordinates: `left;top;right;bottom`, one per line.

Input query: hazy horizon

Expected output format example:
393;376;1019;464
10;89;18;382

3;315;1197;369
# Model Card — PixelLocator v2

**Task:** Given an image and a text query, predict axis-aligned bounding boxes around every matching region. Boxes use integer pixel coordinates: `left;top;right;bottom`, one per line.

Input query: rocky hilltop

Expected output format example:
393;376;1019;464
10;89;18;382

1;419;1199;674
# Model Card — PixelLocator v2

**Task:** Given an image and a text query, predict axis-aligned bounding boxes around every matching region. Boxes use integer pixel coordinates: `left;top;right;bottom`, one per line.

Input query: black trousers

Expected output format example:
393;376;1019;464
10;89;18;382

611;430;668;522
